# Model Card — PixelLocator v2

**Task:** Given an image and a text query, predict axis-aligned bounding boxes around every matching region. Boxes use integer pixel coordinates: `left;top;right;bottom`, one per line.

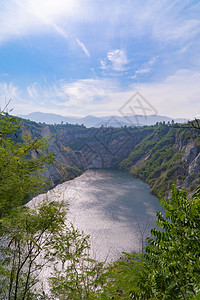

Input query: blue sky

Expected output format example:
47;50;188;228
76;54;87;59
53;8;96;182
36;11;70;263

0;0;200;119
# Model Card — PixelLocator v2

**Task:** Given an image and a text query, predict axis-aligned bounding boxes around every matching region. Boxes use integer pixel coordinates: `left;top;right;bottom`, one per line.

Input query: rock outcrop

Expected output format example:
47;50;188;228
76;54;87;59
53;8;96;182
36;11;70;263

19;120;153;187
19;119;200;195
120;124;200;196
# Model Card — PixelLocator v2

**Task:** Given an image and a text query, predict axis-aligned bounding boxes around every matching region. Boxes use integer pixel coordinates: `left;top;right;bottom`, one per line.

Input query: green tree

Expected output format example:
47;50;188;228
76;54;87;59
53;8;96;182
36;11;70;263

144;186;200;299
0;200;67;299
100;252;146;299
0;112;54;218
0;112;104;299
103;186;200;299
49;234;107;300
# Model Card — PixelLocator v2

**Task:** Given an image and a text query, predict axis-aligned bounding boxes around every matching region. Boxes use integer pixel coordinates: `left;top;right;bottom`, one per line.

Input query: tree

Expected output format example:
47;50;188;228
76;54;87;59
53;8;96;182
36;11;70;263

144;186;200;299
0;200;67;299
0;112;58;298
0;112;54;218
49;231;107;300
100;252;146;299
0;112;104;299
104;186;200;299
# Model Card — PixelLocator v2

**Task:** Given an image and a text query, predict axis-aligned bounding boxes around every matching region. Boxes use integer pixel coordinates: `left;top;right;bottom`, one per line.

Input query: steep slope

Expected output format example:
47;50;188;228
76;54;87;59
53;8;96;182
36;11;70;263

17;117;200;196
120;123;200;196
18;118;153;188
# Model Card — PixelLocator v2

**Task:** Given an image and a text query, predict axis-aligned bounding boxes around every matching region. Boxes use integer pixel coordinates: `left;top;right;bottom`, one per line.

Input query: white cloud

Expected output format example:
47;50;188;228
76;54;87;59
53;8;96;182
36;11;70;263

101;49;128;72
148;57;157;66
0;0;91;56
7;69;200;119
0;1;199;46
117;1;200;43
100;60;107;70
0;0;199;60
135;68;150;74
0;82;18;105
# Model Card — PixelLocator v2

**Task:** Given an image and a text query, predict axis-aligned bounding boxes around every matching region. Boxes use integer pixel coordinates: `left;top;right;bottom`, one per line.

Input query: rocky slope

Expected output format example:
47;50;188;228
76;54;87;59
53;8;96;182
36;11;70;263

19;119;153;188
120;123;200;196
18;118;200;196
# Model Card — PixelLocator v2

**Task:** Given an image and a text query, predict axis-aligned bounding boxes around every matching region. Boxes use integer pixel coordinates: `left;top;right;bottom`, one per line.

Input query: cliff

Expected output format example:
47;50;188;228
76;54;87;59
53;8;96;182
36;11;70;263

120;123;200;196
18;118;200;196
19;119;153;188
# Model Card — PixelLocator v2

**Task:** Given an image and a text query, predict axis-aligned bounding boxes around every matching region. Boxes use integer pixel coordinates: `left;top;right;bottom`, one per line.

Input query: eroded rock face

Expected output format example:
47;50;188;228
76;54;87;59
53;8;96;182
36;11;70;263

188;153;200;175
182;141;198;164
20;121;152;187
20;120;200;194
177;136;200;191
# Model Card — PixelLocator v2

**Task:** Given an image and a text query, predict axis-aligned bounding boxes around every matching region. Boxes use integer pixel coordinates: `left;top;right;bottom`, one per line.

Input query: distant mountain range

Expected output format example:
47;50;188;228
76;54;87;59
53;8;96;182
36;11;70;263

19;112;188;128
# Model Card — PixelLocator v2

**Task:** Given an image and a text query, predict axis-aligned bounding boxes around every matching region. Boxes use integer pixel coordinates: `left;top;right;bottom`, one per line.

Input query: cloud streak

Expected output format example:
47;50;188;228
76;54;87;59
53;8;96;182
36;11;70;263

76;39;90;57
1;1;199;47
132;57;157;79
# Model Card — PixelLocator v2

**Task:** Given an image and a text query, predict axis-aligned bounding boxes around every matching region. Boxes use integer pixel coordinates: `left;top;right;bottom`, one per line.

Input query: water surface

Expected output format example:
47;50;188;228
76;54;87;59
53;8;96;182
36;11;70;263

30;169;163;261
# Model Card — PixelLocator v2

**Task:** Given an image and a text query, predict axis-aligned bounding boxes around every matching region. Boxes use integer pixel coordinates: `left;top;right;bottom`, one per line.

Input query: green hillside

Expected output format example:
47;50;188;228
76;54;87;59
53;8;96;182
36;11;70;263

120;123;200;196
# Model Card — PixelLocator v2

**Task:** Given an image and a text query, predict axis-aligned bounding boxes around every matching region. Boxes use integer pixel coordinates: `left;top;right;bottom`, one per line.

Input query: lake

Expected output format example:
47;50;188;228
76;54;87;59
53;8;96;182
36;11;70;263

30;169;163;261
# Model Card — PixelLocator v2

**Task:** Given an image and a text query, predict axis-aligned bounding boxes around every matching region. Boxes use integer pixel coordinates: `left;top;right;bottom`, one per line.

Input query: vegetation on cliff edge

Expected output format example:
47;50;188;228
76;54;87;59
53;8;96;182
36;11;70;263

120;123;200;196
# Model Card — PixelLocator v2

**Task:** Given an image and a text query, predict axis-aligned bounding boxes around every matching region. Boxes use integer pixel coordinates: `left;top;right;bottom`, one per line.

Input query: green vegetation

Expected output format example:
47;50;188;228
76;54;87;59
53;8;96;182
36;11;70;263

1;114;200;299
0;113;54;218
55;162;83;181
120;123;200;196
0;113;94;299
100;186;200;299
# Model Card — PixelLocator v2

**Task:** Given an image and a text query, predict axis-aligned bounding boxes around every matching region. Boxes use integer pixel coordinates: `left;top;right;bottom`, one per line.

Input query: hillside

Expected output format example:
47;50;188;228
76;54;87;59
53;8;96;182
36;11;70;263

18;118;153;187
120;123;200;196
17;117;200;196
19;111;187;127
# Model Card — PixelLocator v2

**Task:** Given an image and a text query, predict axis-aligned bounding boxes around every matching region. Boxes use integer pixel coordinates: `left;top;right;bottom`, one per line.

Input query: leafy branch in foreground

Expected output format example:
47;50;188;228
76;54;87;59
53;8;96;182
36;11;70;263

0;198;107;300
0;112;54;218
101;186;200;300
0;112;106;300
0;200;67;300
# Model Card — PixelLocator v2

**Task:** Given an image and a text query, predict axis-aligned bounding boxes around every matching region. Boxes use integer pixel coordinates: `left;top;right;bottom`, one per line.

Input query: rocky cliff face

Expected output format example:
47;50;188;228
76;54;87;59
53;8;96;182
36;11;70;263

19;120;153;187
120;124;200;196
175;132;200;191
19;119;200;195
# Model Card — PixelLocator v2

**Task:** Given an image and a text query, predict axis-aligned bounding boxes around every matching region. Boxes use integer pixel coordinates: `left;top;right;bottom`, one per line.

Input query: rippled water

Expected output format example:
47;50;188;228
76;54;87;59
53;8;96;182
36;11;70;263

30;169;163;261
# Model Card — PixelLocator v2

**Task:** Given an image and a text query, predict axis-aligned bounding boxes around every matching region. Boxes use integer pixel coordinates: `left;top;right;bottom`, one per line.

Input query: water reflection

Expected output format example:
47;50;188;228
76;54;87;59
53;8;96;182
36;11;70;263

30;169;163;261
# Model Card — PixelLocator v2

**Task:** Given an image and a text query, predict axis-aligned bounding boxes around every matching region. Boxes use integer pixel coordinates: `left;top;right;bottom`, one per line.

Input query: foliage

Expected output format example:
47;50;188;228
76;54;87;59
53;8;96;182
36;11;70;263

143;186;200;299
120;123;200;196
49;243;107;300
55;163;83;182
100;252;146;299
101;186;200;299
0;197;105;300
0;200;67;300
0;113;54;218
0;112;102;299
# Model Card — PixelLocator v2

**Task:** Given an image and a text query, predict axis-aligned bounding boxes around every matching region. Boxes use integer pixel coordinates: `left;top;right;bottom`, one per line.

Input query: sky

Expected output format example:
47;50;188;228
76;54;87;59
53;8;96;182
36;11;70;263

0;0;200;119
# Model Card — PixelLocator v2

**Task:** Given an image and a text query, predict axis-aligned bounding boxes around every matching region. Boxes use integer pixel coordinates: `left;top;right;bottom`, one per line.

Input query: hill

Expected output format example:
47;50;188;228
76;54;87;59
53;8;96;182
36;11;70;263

17;117;200;197
19;111;187;128
120;123;200;196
